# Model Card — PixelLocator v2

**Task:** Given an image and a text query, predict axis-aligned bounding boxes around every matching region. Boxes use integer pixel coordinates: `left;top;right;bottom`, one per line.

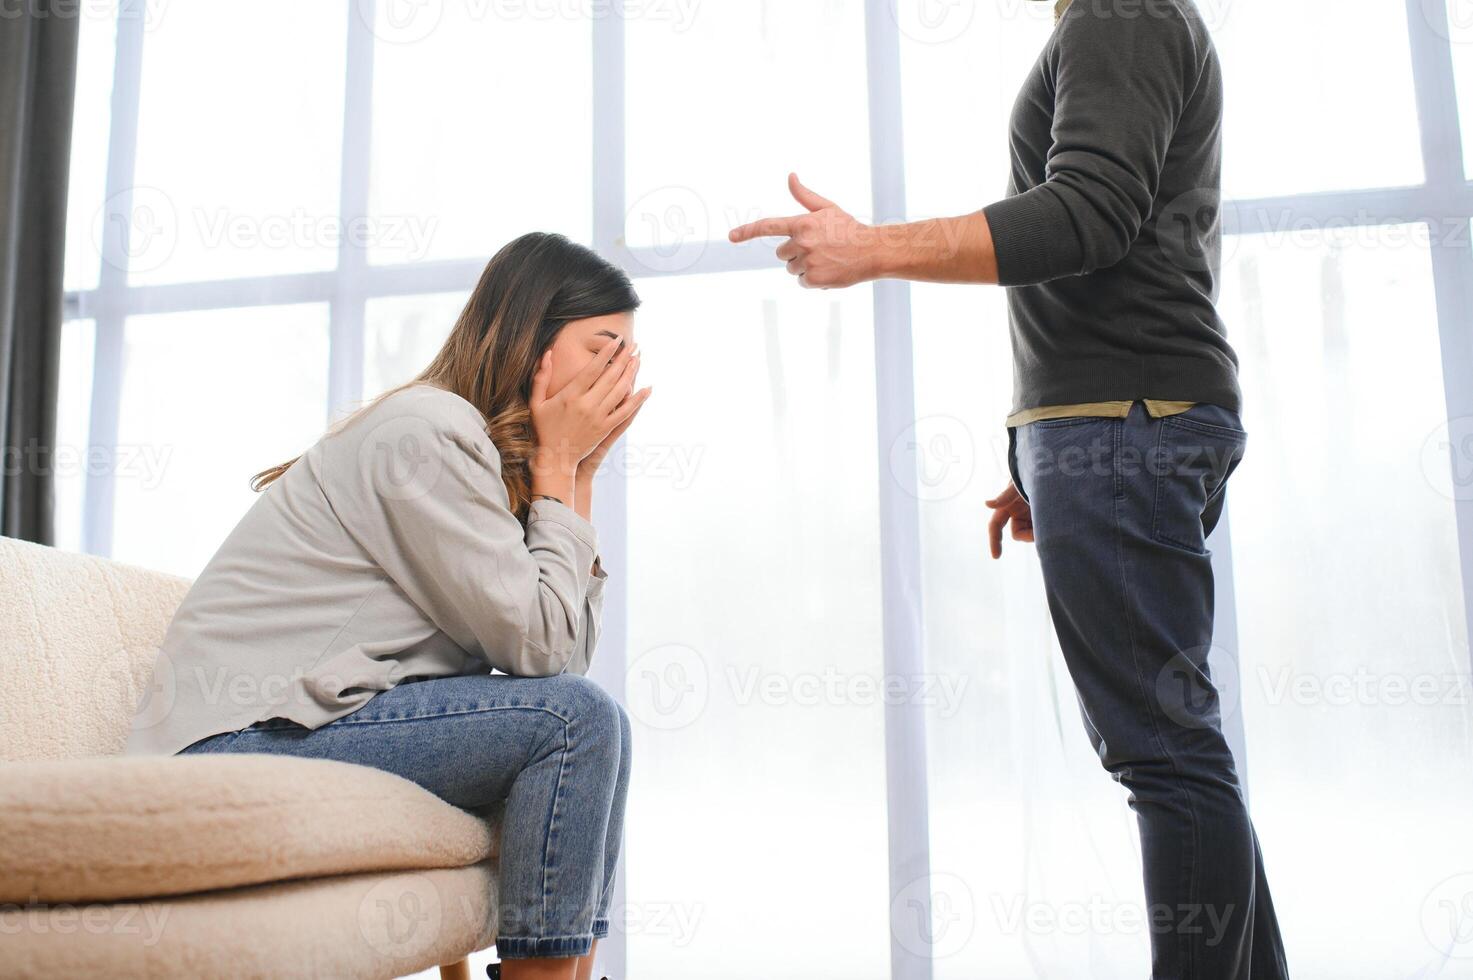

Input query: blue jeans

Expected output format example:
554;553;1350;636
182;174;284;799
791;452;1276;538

1008;401;1289;980
181;672;630;960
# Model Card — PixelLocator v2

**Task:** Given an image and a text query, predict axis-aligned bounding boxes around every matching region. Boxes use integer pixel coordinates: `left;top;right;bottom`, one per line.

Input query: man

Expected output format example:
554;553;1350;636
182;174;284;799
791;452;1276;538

730;0;1289;977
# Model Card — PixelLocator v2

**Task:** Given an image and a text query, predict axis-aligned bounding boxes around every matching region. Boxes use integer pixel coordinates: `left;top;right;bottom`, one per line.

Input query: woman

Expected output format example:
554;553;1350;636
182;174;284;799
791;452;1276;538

125;232;652;980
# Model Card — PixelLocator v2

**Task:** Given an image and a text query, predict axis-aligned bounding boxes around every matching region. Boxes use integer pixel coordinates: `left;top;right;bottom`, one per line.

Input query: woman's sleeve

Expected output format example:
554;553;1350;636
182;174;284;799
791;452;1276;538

323;392;598;677
563;566;607;677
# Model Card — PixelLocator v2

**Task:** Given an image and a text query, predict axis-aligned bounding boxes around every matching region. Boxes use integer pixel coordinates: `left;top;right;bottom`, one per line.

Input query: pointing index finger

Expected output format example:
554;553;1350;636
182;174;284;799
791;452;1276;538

728;215;802;243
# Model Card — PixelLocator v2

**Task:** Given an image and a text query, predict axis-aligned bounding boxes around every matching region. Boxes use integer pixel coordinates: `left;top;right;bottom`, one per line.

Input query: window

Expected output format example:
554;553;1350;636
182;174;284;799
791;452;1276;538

61;2;1473;976
1218;225;1471;973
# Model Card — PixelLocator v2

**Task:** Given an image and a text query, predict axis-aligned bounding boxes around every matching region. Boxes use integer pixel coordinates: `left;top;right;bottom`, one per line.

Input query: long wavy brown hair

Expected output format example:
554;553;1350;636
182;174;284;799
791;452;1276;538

250;232;640;520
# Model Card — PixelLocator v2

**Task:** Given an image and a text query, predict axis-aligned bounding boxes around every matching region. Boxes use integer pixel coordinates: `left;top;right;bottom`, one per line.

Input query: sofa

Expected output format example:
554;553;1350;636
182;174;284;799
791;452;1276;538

0;536;499;979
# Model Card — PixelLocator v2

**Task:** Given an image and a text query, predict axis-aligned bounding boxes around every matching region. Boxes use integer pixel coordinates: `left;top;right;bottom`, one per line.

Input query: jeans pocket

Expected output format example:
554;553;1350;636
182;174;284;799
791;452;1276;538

1006;426;1029;503
1151;417;1247;554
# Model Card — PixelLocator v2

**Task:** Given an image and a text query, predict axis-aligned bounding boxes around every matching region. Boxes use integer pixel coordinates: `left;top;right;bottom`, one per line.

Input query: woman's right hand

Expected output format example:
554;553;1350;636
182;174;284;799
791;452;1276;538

528;336;644;477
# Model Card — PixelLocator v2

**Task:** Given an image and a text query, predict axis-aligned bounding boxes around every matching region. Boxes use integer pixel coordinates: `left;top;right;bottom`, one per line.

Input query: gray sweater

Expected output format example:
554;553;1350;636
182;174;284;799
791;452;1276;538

126;384;604;757
982;0;1241;416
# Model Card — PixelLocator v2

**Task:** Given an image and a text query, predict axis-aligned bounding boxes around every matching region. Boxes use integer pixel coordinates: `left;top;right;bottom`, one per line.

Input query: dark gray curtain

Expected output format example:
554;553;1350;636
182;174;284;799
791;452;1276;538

0;3;79;544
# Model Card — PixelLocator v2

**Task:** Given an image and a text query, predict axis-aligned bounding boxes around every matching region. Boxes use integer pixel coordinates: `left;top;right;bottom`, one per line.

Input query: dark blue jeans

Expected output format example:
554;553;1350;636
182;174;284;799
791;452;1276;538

1008;401;1289;980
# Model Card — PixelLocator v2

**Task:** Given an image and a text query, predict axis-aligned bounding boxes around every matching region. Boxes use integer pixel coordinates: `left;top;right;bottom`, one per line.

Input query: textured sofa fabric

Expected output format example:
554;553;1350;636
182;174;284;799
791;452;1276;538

2;863;499;980
0;536;191;761
0;537;500;977
1;754;497;903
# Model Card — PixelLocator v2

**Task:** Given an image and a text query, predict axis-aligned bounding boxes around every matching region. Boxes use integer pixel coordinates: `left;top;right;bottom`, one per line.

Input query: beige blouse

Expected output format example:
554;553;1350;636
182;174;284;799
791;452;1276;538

125;384;604;757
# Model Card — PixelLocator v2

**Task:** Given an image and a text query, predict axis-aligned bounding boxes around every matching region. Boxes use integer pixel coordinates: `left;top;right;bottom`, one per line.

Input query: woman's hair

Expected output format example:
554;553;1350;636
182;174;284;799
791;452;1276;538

250;232;640;520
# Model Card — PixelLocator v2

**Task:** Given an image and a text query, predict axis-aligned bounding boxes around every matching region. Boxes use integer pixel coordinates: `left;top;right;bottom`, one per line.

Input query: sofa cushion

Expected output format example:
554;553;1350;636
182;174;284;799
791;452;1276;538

0;754;497;903
2;863;499;980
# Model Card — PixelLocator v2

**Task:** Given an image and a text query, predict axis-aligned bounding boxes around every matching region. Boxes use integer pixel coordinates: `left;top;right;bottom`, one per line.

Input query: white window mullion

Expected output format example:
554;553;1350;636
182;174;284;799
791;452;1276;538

84;0;148;558
863;3;934;979
327;0;377;420
1405;0;1473;670
589;8;629;980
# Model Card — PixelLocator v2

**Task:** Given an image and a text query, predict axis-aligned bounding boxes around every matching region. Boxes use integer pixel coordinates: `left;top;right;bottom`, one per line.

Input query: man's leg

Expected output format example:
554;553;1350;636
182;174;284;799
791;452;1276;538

1010;403;1288;979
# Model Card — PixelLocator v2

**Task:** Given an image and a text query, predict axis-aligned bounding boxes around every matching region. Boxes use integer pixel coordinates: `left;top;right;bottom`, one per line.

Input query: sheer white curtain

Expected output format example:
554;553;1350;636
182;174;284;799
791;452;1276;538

59;2;1473;978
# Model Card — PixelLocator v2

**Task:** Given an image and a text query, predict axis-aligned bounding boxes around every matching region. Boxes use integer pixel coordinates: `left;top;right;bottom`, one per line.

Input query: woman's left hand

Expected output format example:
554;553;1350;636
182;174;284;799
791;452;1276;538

579;396;647;478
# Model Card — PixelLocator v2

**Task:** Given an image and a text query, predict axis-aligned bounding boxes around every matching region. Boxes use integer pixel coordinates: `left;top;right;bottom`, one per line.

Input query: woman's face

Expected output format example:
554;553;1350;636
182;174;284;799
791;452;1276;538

544;311;637;397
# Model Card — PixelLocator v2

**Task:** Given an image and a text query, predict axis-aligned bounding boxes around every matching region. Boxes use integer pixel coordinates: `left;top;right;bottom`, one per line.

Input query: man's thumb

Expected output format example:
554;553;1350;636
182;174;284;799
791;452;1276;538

789;172;836;212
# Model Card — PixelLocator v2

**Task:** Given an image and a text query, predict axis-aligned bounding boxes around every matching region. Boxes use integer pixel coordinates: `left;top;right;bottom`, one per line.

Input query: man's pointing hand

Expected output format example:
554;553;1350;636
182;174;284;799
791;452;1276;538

728;173;879;290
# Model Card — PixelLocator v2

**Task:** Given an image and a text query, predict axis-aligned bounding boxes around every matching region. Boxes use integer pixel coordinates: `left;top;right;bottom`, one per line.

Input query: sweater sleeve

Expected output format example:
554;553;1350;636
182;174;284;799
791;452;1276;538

324;389;598;677
983;2;1197;285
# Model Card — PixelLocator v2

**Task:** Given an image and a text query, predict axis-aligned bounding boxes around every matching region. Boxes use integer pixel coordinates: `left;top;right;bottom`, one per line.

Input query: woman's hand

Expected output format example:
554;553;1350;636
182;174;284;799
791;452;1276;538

579;357;648;479
985;482;1034;558
528;337;649;506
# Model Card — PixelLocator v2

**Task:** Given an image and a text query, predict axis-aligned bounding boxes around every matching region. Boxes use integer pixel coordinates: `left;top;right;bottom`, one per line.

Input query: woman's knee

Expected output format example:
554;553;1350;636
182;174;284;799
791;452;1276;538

614;699;630;752
537;674;622;745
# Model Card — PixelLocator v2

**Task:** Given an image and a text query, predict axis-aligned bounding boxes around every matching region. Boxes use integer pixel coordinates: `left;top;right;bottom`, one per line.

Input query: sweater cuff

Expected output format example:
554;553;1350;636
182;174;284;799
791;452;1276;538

527;498;599;554
983;188;1082;286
